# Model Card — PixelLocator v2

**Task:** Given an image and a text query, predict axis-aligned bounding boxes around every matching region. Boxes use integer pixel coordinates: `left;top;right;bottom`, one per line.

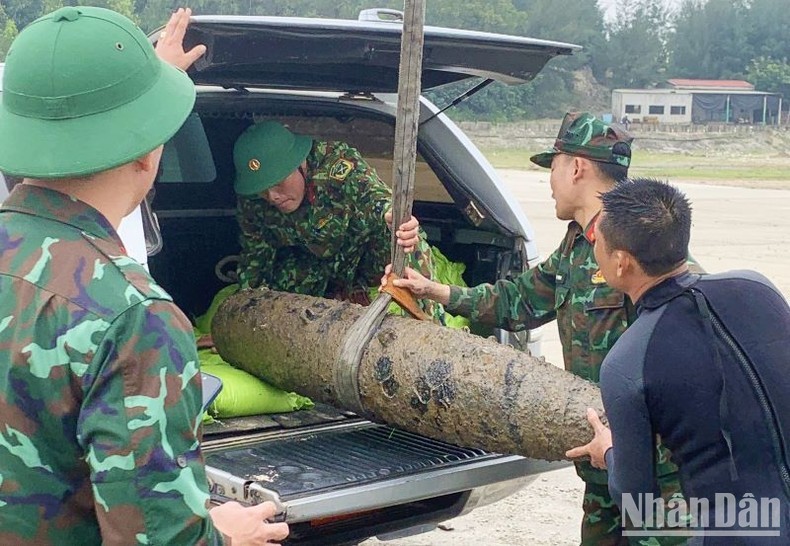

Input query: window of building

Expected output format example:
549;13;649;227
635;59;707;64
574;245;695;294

625;104;641;114
670;105;686;115
649;105;665;115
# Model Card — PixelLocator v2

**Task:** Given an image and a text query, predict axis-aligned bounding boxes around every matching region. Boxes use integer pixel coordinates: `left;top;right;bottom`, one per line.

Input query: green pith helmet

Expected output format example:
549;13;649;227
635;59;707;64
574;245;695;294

0;6;195;179
233;121;313;196
530;112;633;169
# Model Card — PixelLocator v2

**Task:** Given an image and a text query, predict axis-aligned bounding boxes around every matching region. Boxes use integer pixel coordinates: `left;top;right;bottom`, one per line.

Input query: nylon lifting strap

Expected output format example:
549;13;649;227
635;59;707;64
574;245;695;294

334;0;427;415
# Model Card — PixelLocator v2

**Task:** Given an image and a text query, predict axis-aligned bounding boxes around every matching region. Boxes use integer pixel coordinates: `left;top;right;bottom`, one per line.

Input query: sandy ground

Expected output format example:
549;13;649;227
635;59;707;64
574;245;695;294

362;170;790;546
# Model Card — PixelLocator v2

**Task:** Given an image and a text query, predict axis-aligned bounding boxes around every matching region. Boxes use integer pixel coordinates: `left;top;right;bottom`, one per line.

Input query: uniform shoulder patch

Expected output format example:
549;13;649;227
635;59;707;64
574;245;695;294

315;213;334;231
329;158;354;181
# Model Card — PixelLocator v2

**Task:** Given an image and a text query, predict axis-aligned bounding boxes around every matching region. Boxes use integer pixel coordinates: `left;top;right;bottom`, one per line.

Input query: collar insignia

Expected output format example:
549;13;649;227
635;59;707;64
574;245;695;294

591;270;606;284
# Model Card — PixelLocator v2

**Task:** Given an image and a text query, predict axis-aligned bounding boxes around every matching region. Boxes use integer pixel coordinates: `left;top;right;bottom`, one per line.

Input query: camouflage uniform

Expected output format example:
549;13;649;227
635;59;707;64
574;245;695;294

0;186;223;545
237;140;445;323
447;219;687;545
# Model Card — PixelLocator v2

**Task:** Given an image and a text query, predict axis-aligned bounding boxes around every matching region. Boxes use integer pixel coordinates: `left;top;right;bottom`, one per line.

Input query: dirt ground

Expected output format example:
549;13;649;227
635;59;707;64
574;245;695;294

362;169;790;546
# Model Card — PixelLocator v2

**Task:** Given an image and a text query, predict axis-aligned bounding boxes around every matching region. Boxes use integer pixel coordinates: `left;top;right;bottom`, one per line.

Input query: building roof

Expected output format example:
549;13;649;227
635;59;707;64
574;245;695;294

613;88;777;97
666;79;754;91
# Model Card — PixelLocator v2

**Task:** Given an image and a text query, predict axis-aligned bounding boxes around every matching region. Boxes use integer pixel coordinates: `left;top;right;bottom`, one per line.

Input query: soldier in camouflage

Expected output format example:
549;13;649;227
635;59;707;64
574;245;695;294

0;7;287;545
233;120;445;323
384;112;689;545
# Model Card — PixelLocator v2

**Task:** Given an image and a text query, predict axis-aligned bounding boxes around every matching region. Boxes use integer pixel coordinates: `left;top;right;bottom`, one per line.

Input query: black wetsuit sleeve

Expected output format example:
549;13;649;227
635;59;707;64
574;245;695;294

600;306;666;507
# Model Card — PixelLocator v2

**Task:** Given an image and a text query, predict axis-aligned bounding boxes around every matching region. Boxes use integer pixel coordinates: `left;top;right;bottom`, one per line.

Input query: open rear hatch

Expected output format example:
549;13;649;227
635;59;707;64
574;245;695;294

177;14;579;93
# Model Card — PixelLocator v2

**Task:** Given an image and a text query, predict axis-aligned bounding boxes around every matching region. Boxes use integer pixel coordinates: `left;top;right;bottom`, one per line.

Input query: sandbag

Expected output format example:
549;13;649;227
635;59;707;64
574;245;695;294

200;351;314;420
195;285;314;422
430;246;471;330
366;246;471;329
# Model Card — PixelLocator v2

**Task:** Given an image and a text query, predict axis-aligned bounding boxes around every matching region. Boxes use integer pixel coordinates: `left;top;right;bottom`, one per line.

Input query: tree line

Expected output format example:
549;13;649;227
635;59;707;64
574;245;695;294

1;0;788;120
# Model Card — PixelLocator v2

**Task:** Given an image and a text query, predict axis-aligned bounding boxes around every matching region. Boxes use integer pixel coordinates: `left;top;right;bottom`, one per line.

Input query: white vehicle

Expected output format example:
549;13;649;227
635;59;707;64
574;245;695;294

2;11;578;544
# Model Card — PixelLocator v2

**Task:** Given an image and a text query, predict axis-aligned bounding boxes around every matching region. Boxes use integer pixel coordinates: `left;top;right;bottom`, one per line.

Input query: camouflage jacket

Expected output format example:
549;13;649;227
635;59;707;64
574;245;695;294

237;140;443;322
0;186;222;545
447;218;633;383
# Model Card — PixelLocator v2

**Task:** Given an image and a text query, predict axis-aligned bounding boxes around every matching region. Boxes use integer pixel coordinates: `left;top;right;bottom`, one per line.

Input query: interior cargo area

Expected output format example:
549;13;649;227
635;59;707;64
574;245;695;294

148;96;525;342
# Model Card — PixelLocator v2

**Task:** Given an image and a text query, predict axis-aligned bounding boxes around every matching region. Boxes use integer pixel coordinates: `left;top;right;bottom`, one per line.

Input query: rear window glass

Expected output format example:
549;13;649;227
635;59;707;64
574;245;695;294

269;115;453;203
159;113;217;184
153;111;453;213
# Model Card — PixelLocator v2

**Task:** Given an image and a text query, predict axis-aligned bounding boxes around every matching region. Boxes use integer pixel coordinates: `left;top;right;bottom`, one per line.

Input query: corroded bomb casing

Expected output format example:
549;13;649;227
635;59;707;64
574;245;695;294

212;289;603;461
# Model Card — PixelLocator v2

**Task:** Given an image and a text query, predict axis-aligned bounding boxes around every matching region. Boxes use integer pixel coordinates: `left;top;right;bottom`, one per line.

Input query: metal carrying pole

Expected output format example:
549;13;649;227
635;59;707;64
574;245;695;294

334;0;427;415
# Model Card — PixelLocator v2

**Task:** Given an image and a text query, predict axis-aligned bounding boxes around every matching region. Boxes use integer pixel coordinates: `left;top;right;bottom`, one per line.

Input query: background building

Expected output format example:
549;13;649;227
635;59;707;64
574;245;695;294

612;79;783;125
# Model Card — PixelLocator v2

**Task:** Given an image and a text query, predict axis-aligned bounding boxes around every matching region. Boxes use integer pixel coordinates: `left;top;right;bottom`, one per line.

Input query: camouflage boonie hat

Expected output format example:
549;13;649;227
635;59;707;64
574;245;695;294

530;112;633;169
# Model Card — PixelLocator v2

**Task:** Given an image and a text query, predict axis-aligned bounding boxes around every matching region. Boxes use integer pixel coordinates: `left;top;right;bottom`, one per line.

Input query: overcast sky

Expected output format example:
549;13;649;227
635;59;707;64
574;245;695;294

598;0;684;20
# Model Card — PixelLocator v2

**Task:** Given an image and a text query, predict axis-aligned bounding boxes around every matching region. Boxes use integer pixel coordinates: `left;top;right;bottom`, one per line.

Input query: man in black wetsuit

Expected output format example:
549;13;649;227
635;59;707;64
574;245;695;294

566;177;790;544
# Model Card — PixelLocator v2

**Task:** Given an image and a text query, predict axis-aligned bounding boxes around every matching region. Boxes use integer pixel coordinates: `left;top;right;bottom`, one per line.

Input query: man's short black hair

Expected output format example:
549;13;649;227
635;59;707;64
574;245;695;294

592;140;630;183
592;160;629;184
598;178;691;276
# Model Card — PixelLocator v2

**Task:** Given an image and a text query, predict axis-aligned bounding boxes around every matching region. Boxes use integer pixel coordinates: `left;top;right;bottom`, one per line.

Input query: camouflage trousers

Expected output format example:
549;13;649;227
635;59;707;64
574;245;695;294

581;474;688;546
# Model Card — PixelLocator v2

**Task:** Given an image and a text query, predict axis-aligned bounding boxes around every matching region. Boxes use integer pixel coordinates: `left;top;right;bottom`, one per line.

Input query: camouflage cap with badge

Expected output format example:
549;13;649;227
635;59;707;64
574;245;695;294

233;120;313;196
530;112;633;169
